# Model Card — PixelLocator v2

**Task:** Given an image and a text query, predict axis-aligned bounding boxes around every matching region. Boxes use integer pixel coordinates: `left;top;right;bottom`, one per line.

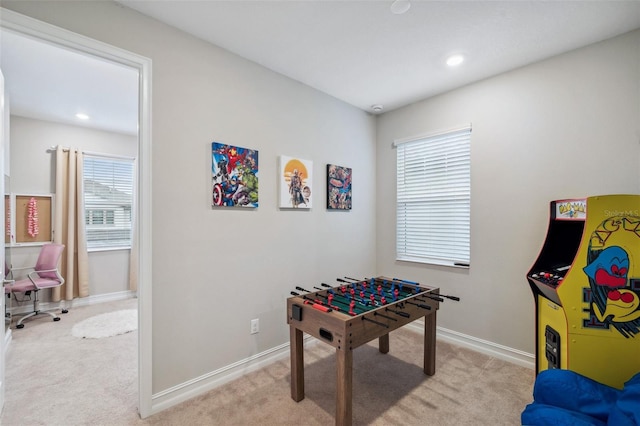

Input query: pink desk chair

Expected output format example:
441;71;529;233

6;243;68;329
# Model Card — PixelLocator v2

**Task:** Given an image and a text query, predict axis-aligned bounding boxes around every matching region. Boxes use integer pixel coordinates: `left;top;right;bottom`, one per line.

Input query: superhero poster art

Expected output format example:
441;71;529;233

279;156;312;209
211;142;259;208
327;164;352;210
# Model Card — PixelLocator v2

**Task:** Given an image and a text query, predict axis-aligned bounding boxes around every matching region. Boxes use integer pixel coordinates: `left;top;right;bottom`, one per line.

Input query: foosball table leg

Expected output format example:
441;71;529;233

336;347;353;426
290;326;305;401
424;311;437;375
378;333;389;354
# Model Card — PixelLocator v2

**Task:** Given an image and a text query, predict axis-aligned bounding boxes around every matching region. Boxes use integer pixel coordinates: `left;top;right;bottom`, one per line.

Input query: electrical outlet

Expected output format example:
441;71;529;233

250;318;259;334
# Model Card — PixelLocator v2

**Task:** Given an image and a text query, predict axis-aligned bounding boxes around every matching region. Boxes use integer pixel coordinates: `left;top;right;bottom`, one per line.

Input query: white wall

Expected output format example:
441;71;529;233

8;116;137;300
376;29;640;355
1;1;378;395
5;0;639;411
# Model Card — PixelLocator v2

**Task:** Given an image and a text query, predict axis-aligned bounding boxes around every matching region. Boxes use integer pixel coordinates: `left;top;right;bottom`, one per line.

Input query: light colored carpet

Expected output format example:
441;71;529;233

2;299;535;425
3;298;139;426
71;309;137;339
141;333;535;426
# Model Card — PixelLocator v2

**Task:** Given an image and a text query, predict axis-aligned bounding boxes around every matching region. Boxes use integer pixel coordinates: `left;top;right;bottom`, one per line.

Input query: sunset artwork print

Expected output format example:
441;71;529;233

211;142;259;208
279;156;312;209
327;164;352;210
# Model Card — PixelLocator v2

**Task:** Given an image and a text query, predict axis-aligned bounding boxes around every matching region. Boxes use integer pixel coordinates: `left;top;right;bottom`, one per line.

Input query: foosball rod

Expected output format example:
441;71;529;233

295;287;343;311
342;276;432;302
290;291;333;312
322;278;395;308
338;277;436;312
296;286;359;316
343;276;418;296
390;277;461;301
404;300;431;310
296;287;391;325
321;283;411;319
362;316;389;328
385;307;410;318
320;282;371;306
338;277;415;301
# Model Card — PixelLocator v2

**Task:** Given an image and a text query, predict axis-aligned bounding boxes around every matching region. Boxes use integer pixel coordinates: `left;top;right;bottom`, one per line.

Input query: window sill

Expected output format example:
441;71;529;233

87;246;131;253
396;257;470;269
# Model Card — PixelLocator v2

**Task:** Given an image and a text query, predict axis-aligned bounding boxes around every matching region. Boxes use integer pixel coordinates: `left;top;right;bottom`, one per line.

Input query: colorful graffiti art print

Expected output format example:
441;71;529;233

279;156;312;209
327;164;352;210
211;142;259;208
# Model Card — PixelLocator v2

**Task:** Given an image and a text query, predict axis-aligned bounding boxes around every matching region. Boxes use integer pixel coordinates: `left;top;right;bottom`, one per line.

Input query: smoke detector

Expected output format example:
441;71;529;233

390;0;411;14
371;104;384;114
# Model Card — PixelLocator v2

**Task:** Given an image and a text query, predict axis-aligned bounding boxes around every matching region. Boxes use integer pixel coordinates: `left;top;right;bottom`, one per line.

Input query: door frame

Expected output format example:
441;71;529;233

0;68;6;415
0;8;153;418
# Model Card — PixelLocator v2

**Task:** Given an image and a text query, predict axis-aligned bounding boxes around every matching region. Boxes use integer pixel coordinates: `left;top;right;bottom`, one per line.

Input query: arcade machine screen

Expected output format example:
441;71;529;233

527;207;585;305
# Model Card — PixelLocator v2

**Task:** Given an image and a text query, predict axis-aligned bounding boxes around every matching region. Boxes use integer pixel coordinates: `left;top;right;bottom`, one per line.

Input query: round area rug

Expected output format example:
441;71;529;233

71;309;138;339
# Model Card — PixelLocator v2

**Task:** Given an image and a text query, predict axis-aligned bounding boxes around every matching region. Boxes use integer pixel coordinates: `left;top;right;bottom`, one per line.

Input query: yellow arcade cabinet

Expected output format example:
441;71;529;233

527;194;640;389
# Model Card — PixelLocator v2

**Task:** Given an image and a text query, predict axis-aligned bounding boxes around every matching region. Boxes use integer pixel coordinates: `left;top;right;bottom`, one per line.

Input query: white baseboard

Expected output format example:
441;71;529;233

150;324;533;416
4;327;12;354
63;290;137;308
405;321;535;369
150;335;316;416
7;290;136;316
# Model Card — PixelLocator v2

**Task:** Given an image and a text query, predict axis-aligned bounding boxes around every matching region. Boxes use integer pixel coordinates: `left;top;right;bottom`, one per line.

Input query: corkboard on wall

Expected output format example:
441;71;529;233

15;195;52;244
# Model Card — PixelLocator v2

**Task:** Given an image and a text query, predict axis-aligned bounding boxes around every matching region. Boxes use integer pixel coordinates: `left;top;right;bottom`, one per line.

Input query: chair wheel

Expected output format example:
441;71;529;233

53;317;61;321
62;309;69;314
16;324;24;329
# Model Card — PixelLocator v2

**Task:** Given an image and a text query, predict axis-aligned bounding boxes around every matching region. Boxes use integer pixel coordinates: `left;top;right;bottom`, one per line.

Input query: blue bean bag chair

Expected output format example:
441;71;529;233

521;369;640;426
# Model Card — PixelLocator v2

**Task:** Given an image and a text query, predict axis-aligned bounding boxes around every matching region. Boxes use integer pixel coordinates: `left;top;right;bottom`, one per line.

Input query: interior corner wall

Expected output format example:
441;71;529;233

376;29;640;355
8;116;137;299
1;1;377;395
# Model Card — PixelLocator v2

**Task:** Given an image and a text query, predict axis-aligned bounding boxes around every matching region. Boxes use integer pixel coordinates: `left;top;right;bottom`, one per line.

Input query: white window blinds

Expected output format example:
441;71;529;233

83;155;135;250
396;126;471;267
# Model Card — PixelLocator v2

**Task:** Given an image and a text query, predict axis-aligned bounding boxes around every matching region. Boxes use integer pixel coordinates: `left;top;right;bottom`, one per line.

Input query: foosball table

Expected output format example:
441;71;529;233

287;276;459;426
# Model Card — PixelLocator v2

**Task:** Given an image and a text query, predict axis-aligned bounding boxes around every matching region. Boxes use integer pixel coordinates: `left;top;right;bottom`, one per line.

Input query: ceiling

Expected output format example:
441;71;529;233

0;28;140;135
2;1;640;135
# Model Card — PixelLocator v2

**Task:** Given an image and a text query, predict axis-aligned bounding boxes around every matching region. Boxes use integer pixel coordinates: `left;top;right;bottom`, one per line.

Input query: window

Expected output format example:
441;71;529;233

83;155;135;250
395;126;471;267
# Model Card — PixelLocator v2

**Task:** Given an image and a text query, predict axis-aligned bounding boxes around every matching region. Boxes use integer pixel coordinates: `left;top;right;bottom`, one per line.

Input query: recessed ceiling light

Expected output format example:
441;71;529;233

75;113;90;120
446;54;465;67
390;0;411;15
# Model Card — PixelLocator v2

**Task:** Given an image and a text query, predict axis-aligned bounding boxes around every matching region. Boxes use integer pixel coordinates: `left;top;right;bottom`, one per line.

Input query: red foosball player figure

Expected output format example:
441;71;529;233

349;300;356;316
381;296;387;305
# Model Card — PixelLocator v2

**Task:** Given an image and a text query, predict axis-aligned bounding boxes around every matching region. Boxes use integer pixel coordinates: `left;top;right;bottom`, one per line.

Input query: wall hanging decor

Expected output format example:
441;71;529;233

327;164;352;210
6;194;54;245
279;155;312;209
211;142;259;208
27;196;39;237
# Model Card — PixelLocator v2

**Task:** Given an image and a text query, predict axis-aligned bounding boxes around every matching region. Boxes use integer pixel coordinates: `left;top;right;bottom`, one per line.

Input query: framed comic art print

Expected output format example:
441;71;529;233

327;164;351;210
211;142;259;208
279;156;312;209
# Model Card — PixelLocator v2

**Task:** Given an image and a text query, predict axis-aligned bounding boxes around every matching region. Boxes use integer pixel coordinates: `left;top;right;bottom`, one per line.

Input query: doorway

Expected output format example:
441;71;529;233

0;8;152;418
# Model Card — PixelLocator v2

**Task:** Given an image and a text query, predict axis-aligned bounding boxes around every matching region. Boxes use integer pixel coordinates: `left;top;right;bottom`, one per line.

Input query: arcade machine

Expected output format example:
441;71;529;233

527;194;640;389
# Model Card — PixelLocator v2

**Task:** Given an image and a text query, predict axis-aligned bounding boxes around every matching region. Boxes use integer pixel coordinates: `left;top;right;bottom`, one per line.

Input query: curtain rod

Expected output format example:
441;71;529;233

47;145;135;161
